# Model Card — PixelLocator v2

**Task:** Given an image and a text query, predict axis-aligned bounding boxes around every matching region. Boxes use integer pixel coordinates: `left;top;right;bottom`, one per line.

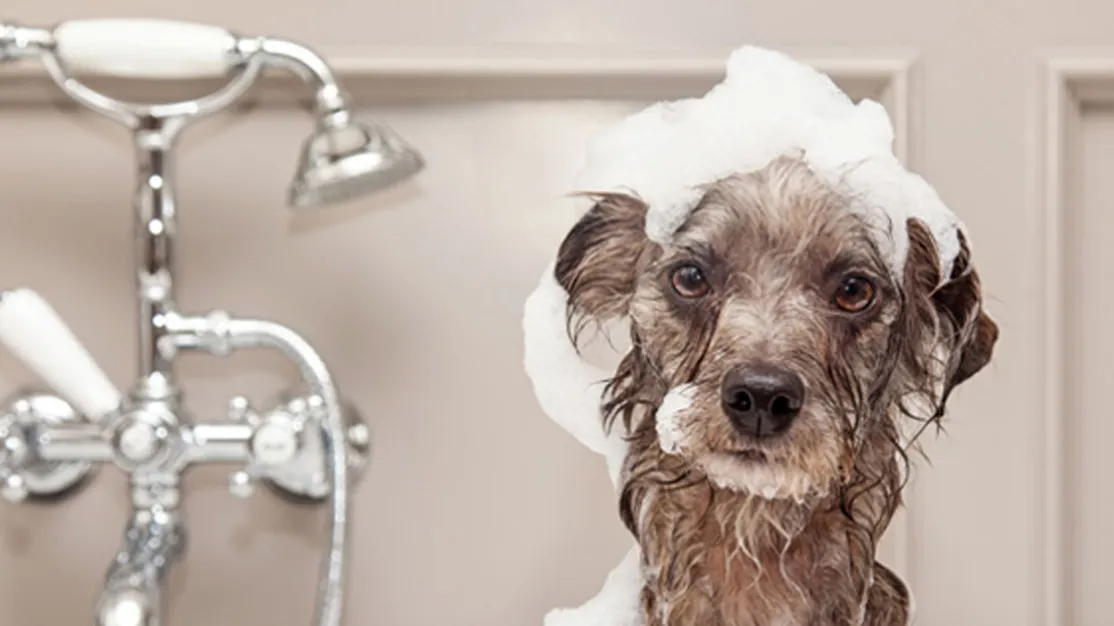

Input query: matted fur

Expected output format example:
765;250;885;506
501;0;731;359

553;157;998;626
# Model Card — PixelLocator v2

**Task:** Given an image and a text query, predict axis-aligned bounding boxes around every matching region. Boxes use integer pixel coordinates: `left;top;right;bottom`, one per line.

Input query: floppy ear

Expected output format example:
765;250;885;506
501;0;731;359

904;218;999;395
930;229;999;389
554;193;651;340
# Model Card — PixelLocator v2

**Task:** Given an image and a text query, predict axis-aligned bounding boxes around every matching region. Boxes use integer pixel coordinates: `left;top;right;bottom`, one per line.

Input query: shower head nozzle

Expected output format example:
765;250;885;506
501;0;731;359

288;120;424;209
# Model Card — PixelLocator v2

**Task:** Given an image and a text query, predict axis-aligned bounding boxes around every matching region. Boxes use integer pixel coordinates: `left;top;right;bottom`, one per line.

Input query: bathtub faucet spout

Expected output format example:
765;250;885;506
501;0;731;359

96;507;184;626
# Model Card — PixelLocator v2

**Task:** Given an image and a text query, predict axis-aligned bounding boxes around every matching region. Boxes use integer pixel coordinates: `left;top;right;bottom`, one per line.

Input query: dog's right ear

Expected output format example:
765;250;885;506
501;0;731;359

554;193;650;334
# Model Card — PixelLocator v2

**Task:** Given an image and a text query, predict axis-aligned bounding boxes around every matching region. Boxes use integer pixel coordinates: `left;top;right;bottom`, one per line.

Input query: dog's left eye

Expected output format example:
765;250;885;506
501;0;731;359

833;275;876;312
670;264;711;298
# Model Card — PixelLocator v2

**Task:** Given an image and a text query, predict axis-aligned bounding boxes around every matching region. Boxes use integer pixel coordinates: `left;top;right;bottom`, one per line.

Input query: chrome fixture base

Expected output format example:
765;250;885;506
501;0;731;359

0;16;421;626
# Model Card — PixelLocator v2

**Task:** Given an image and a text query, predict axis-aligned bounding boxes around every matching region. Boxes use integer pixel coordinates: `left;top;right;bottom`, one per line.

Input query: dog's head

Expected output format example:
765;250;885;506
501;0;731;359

555;156;998;503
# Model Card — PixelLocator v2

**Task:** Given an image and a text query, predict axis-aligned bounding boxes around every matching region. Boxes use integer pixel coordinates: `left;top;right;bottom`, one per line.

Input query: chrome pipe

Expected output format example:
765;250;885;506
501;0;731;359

186;423;253;463
133;119;180;391
33;421;256;464
36;422;115;462
237;37;350;122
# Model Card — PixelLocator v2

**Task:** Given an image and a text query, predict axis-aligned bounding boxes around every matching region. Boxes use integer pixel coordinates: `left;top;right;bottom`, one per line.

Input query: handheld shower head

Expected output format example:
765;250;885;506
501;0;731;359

288;119;424;209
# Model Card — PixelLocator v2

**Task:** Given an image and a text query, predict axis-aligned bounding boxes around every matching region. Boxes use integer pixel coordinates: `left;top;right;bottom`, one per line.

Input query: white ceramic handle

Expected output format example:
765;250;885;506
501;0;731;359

53;18;237;79
0;289;121;420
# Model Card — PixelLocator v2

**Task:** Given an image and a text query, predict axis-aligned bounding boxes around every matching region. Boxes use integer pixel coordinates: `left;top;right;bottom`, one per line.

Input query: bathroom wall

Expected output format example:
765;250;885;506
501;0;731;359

0;2;1108;625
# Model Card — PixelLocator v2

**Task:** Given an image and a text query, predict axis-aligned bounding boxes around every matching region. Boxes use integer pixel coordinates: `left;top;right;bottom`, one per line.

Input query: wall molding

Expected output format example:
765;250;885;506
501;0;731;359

0;44;913;109
0;42;919;581
1038;51;1114;626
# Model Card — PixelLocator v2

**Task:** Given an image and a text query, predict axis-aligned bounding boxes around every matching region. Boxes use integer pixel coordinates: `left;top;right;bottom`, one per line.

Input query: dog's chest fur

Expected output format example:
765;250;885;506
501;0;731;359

634;481;866;626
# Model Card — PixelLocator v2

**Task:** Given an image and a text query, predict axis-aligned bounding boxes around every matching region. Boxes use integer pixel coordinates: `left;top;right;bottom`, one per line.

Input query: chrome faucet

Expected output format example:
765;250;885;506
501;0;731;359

0;18;423;626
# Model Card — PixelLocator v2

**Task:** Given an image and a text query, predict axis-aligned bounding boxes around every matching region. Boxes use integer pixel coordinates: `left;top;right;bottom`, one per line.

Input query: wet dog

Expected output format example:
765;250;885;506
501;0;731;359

552;156;998;626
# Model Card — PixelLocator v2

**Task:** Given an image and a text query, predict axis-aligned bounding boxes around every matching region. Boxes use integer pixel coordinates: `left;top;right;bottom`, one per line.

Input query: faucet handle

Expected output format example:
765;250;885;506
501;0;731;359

223;395;313;499
0;289;121;421
0;393;98;503
249;396;327;501
245;392;371;503
221;392;371;502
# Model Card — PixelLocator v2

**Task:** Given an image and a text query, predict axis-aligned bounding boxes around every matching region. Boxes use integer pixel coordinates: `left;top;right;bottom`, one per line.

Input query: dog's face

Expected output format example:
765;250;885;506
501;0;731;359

556;156;998;503
628;161;899;499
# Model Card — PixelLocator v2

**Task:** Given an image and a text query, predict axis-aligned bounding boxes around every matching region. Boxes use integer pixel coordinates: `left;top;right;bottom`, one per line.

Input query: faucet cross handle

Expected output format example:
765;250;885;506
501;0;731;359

224;394;308;499
0;392;101;502
223;392;370;502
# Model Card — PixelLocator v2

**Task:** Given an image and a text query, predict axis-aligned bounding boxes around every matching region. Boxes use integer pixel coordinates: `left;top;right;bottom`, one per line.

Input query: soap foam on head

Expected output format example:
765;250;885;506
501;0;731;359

572;46;964;283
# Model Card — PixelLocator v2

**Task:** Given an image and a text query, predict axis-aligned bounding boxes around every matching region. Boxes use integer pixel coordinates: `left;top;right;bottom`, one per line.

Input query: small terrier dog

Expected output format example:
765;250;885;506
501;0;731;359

553;156;998;626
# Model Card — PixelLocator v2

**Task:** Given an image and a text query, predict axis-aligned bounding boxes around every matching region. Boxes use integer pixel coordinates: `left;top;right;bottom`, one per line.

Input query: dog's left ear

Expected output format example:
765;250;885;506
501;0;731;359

904;218;999;393
933;232;999;390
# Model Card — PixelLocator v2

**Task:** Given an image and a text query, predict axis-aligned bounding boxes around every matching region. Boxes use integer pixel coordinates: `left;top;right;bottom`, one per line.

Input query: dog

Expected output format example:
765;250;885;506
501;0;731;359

551;155;998;626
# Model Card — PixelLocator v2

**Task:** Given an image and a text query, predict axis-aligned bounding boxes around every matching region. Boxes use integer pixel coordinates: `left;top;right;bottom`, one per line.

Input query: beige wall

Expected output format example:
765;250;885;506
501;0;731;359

0;1;1112;625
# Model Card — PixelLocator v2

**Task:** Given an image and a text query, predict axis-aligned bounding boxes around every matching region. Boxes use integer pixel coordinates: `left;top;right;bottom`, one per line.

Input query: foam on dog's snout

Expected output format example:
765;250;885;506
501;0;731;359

572;46;964;283
655;384;697;454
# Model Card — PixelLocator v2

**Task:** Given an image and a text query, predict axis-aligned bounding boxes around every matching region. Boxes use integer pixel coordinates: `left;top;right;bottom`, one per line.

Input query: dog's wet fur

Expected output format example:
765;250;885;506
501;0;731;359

554;156;998;626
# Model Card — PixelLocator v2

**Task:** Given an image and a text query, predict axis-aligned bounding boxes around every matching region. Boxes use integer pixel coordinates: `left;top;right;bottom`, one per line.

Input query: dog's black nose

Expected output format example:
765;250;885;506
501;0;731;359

721;364;805;439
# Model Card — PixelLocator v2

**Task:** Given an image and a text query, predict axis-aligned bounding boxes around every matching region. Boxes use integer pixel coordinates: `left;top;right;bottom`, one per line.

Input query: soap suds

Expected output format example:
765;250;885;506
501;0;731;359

655;384;697;455
543;546;644;626
522;263;630;486
572;46;965;283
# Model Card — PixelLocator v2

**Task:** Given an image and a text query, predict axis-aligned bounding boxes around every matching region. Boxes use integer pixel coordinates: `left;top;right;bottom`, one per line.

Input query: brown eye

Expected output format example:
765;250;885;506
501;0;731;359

670;264;710;298
834;275;876;312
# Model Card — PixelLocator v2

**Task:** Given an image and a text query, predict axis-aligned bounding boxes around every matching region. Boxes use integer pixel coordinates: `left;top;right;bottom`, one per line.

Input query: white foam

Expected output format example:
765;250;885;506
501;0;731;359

655;384;697;455
523;268;644;625
572;45;964;282
542;545;645;626
522;263;630;486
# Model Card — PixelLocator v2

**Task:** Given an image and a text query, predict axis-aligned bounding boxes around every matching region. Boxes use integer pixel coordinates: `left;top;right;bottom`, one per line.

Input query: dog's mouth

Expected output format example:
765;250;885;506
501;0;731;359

725;448;768;463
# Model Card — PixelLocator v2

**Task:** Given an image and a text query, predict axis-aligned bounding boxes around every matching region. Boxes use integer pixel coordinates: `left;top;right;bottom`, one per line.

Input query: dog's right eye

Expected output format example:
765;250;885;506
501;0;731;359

670;264;710;298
